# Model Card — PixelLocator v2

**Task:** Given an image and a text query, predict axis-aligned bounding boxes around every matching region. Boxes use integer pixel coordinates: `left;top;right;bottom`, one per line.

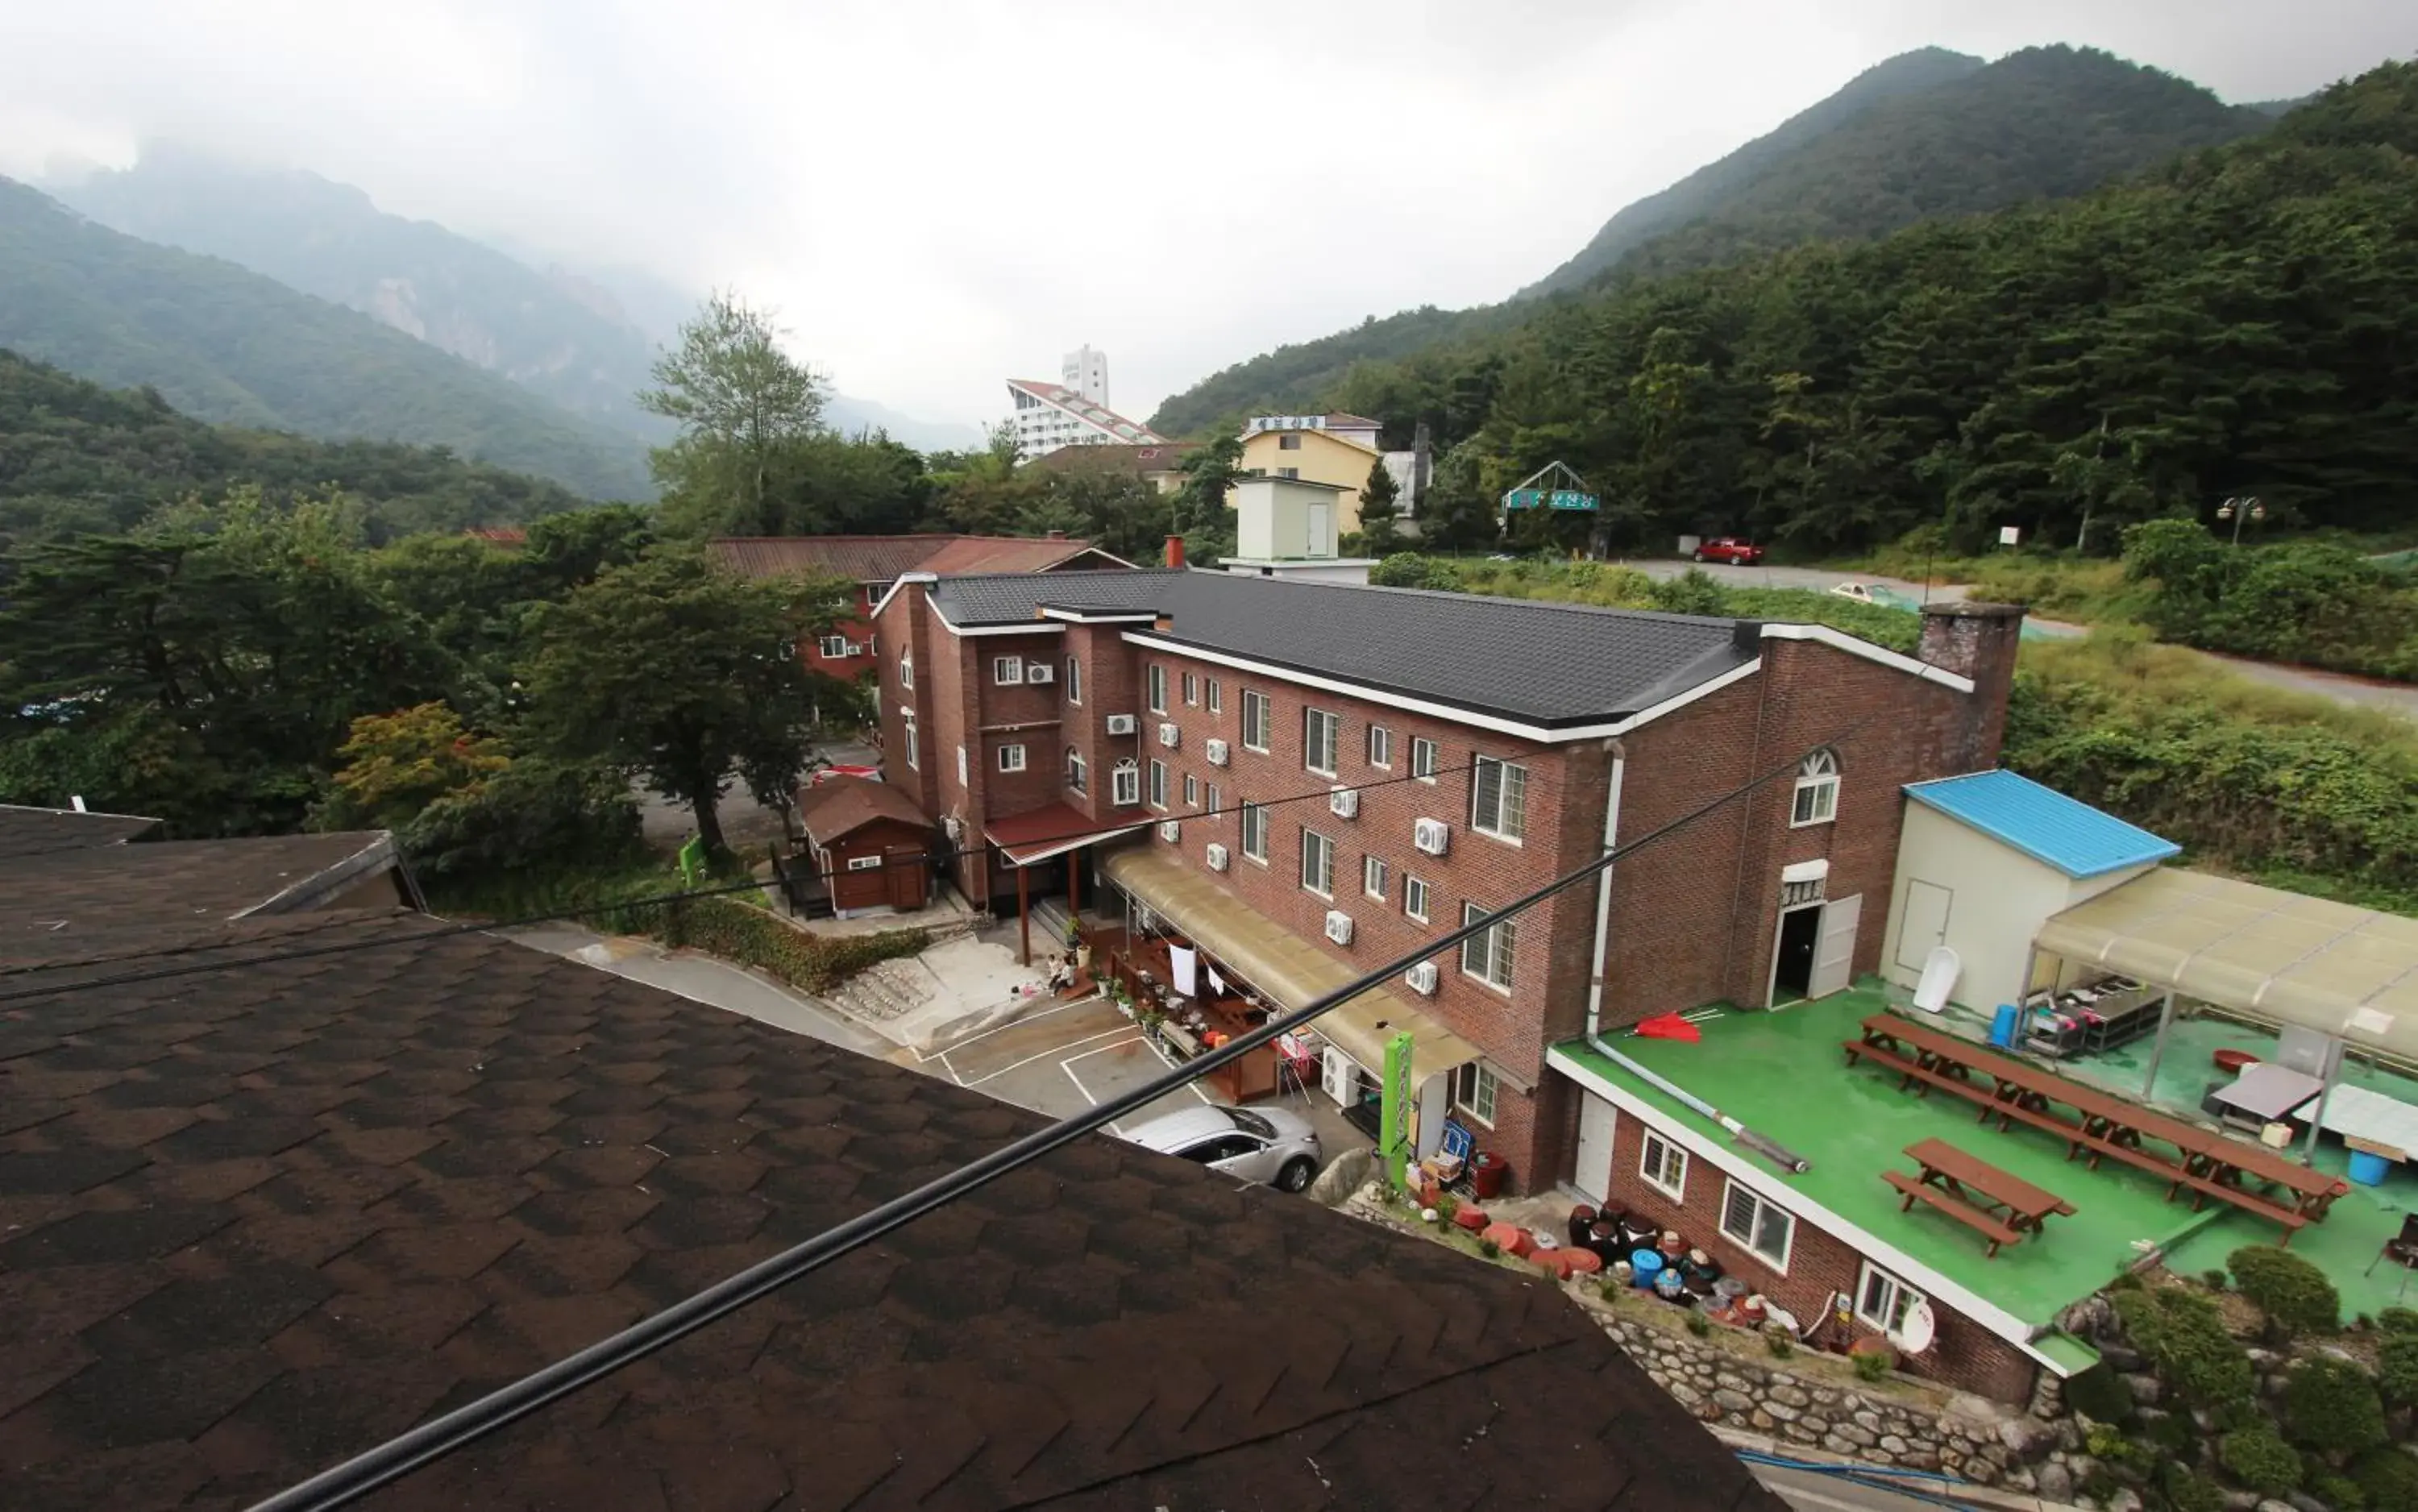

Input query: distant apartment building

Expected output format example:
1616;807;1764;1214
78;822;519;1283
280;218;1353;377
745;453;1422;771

1006;349;1167;462
1236;413;1418;535
1024;442;1195;495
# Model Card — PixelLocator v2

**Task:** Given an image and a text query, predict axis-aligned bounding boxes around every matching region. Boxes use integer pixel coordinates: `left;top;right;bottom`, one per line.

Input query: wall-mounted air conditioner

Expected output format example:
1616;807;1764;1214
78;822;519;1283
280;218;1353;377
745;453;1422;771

1414;818;1450;856
1204;738;1230;766
1158;722;1181;748
1328;787;1359;819
1105;713;1138;735
1404;962;1440;995
1026;663;1053;684
1205;842;1230;871
1324;910;1355;945
1159;820;1181;843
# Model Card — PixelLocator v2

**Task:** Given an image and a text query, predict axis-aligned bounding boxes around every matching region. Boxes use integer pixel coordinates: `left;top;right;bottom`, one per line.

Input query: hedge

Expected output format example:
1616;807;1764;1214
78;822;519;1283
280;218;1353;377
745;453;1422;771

2229;1244;2341;1339
2283;1356;2390;1460
652;894;929;994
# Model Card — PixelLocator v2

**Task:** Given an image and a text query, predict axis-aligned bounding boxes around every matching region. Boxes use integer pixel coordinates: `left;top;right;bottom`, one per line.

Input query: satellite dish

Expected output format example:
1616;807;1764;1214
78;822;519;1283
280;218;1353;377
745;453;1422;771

1893;1298;1937;1355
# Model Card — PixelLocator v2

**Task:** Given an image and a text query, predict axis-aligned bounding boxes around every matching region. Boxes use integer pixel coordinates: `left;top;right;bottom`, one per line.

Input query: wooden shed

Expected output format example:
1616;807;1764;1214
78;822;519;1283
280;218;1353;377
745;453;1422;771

796;776;933;916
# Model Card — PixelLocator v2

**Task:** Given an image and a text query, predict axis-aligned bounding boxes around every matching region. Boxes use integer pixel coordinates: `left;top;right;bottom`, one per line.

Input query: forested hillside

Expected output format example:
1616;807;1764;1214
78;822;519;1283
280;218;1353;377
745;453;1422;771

54;147;671;442
1149;45;2277;437
0;177;652;499
1289;60;2418;556
0;350;585;546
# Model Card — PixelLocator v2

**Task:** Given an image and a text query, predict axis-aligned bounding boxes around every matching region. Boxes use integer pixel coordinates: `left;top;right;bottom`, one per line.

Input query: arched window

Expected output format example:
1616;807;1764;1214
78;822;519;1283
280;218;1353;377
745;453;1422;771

1110;758;1141;808
1792;749;1838;827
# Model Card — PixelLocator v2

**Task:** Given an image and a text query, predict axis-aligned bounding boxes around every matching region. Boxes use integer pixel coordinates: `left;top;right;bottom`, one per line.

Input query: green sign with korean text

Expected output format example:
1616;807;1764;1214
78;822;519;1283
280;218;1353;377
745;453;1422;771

1380;1031;1415;1191
1499;462;1598;515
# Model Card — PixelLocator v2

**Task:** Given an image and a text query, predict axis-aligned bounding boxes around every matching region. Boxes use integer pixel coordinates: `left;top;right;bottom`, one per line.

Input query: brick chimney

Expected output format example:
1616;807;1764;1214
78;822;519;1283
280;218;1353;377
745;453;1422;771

1918;602;2026;769
1164;534;1186;569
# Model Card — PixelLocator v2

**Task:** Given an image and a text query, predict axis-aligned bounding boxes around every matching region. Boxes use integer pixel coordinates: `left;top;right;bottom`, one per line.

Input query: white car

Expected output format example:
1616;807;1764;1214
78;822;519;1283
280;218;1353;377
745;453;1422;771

1119;1104;1323;1192
1830;581;1880;604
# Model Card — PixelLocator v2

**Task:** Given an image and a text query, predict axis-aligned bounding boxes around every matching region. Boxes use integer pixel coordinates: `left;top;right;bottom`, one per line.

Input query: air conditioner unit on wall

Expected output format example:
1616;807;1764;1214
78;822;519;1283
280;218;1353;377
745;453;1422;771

1159;820;1181;844
1414;818;1450;856
1328;787;1358;819
1205;843;1229;871
1404;962;1439;995
1026;663;1053;684
1106;713;1137;735
1204;738;1230;766
1324;910;1354;945
1158;721;1180;748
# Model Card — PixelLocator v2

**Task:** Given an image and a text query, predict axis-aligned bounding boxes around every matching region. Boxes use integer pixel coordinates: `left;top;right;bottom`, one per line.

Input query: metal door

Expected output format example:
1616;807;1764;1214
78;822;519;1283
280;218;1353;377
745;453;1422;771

1808;892;1863;999
1573;1094;1617;1203
1894;880;1951;974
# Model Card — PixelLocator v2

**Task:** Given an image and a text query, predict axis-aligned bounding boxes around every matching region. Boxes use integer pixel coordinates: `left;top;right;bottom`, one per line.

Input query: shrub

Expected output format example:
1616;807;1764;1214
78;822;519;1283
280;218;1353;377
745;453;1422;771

1854;1350;1889;1382
1765;1332;1794;1360
2063;1363;2137;1425
2219;1422;2304;1496
1686;1311;1712;1338
2159;1464;2227;1512
1369;554;1464;592
2202;1269;2230;1290
2383;1307;2418;1337
401;753;644;880
2316;1472;2372;1511
2229;1245;2341;1338
2355;1448;2418;1512
2283;1356;2389;1460
1648;567;1729;617
654;895;928;994
1478;1238;1501;1259
2379;1332;2418;1407
2115;1286;2255;1413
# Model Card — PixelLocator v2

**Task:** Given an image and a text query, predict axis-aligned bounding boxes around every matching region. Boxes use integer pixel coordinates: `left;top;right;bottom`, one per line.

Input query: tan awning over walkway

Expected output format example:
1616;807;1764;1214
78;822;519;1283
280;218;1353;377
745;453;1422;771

2036;868;2418;1059
1099;846;1481;1089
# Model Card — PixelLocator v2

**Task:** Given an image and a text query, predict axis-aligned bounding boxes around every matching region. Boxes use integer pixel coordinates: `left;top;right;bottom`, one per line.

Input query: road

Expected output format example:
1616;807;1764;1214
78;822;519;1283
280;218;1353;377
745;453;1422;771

507;922;896;1058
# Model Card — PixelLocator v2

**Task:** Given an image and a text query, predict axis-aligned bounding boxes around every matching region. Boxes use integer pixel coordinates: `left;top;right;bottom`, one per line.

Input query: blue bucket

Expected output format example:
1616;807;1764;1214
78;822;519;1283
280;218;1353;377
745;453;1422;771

1990;1003;2022;1049
1630;1249;1665;1289
2349;1149;2391;1186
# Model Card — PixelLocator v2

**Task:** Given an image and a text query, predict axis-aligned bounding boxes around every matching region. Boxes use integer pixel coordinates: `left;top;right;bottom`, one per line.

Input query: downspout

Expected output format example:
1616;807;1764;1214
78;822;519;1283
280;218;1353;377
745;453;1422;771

1583;744;1813;1175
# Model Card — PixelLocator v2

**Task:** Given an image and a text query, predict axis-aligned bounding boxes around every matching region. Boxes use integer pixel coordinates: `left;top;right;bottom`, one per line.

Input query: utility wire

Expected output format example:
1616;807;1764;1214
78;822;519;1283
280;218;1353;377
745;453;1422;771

244;704;1905;1512
1;759;1486;999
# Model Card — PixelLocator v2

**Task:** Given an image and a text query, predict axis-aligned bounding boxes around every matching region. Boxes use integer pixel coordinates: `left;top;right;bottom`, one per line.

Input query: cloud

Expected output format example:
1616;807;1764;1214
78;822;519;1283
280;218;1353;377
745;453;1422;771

0;0;2406;429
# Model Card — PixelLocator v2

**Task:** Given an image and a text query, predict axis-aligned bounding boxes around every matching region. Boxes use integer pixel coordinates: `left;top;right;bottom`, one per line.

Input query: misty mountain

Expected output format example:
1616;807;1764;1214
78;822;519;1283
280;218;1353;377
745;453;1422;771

1149;44;2276;437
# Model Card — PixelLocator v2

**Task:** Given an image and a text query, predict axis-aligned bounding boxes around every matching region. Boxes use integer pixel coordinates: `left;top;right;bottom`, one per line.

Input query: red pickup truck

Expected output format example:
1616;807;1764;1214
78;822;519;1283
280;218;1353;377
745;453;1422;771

1693;538;1764;565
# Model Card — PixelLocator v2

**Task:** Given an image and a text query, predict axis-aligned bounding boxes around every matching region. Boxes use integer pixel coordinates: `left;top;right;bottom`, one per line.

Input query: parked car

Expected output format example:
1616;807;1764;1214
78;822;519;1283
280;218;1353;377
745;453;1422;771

1119;1103;1323;1192
1693;538;1763;565
1830;580;1917;610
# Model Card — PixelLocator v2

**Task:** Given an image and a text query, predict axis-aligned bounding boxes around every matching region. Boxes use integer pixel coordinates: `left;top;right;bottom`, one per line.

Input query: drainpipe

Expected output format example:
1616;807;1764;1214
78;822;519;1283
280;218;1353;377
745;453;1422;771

1582;743;1813;1175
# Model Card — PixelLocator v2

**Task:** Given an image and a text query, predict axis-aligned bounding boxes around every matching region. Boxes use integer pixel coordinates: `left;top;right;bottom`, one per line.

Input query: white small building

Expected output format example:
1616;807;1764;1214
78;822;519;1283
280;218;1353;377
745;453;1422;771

1882;770;2180;1013
1219;475;1377;584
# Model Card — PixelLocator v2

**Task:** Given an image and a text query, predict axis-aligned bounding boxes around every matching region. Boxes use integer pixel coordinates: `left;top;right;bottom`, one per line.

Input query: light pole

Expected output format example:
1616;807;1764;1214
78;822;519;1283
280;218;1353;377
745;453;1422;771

2215;495;2265;545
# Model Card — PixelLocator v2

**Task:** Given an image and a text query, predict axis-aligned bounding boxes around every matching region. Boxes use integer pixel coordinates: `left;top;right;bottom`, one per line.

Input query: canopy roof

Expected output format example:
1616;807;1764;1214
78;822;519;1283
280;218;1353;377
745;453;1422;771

2037;869;2418;1058
1099;846;1480;1089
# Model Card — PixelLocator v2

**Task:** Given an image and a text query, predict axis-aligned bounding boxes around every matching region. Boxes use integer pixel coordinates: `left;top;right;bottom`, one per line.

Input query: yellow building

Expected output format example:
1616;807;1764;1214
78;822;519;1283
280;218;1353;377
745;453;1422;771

1232;413;1390;534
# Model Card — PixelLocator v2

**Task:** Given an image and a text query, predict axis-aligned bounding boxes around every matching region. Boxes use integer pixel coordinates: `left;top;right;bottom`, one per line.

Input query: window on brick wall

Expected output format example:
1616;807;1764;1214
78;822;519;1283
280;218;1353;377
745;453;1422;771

1300;828;1335;897
1459;902;1515;992
1147;664;1168;714
1639;1132;1687;1200
997;745;1027;773
1205;781;1221;817
1065;656;1082;704
1403;874;1430;924
1240;801;1269;862
1241;689;1271;752
994;655;1024;685
903;715;919;770
1182;671;1199;706
1206;677;1222;713
1855;1262;1926;1335
1066;748;1087;795
1720;1180;1795;1272
1111;759;1140;807
899;653;914;690
1367;725;1393;768
1411;736;1439;782
1452;1062;1499;1127
1471;756;1527;842
955;746;968;787
1183;773;1199;808
1362;854;1389;900
817;634;850;658
1793;749;1839;827
1302;707;1339;776
1148;758;1168;809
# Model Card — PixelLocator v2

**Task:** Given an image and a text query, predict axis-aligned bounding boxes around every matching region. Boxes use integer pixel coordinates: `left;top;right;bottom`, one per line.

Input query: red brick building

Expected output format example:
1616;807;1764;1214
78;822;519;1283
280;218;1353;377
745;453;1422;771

871;558;2021;1203
709;534;1130;679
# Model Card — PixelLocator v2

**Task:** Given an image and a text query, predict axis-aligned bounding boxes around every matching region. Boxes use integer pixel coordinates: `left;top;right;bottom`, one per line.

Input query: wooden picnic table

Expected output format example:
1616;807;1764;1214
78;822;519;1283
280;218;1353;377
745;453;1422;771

1884;1137;2076;1259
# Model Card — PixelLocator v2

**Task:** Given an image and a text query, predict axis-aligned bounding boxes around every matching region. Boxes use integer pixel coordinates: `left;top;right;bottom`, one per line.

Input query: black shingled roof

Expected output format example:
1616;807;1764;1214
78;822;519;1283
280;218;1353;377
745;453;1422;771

0;804;161;858
0;908;1780;1510
931;569;1761;728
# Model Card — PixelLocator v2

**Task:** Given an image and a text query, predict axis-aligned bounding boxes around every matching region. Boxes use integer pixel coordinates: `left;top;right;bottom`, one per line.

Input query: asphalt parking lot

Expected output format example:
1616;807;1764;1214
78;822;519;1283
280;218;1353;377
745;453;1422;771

919;994;1219;1135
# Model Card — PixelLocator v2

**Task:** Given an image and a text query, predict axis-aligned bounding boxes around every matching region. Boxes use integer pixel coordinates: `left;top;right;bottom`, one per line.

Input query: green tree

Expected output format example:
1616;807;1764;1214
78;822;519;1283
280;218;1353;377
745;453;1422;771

642;290;829;535
1173;432;1245;536
520;548;846;854
321;703;509;830
1357;456;1403;555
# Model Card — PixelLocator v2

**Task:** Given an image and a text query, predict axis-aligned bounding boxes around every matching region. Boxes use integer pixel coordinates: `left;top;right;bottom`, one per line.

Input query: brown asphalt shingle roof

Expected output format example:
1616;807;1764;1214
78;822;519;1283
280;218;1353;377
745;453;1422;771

0;804;162;858
708;534;1128;587
794;775;929;845
0;912;1780;1511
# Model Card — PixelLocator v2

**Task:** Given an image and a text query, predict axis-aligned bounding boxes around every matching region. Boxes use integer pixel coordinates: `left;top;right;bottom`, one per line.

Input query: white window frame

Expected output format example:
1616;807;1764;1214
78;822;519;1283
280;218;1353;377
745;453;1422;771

997;744;1027;773
1363;853;1389;900
817;634;850;659
1111;758;1140;808
1205;781;1221;817
1148;758;1169;810
955;745;968;787
1411;736;1439;783
1065;656;1082;705
1300;827;1335;898
1066;748;1087;795
846;854;884;872
1459;901;1514;994
1855;1261;1926;1335
899;653;914;690
1471;756;1527;845
1720;1178;1796;1273
1147;664;1168;715
1303;707;1340;777
1639;1132;1688;1201
993;654;1024;686
1241;689;1270;753
1403;875;1431;924
1452;1062;1499;1128
1182;671;1199;706
1240;800;1269;863
1368;725;1393;769
1793;749;1839;827
1183;772;1199;808
1206;677;1222;713
903;714;919;770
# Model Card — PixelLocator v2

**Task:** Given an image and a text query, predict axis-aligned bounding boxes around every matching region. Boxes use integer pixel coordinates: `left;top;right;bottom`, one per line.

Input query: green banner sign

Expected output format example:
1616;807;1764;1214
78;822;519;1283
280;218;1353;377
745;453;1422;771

1548;489;1598;511
1380;1031;1415;1191
1502;488;1545;511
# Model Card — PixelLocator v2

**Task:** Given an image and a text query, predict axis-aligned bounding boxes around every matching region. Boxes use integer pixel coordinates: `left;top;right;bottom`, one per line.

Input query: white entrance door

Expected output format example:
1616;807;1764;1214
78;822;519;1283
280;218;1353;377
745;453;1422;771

1895;880;1952;974
1809;892;1863;999
1574;1093;1617;1203
1307;502;1332;555
1321;1045;1357;1107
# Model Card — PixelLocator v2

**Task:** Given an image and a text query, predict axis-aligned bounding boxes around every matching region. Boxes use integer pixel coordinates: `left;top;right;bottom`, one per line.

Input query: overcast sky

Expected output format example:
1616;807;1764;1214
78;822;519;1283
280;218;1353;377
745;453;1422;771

0;1;2406;430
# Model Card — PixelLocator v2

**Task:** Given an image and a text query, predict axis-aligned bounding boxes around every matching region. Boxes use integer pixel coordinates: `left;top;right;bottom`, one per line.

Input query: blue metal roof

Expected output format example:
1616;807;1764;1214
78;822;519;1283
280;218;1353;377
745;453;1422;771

1903;770;2179;879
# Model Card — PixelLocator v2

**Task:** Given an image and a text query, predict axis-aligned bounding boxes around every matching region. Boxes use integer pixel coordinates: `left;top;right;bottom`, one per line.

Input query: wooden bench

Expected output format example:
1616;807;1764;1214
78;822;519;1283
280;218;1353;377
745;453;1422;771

1883;1169;2025;1257
2168;1166;2314;1239
1843;1039;1993;1107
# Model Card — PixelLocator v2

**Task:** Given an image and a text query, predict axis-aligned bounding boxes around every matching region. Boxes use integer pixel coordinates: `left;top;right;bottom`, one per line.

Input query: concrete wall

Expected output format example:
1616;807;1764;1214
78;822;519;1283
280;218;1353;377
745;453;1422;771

1236;428;1377;530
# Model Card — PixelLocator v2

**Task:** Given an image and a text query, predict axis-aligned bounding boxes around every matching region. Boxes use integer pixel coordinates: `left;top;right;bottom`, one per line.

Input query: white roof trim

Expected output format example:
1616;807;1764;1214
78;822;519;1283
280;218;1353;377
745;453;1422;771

1117;630;1763;744
1780;858;1830;885
870;571;935;621
931;599;1067;640
1546;1045;2073;1369
1760;623;1972;693
1038;605;1160;625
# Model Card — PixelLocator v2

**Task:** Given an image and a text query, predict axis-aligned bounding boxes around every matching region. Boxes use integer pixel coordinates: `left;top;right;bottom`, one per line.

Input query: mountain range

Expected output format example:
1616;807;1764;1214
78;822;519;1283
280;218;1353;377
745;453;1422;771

1148;45;2279;436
